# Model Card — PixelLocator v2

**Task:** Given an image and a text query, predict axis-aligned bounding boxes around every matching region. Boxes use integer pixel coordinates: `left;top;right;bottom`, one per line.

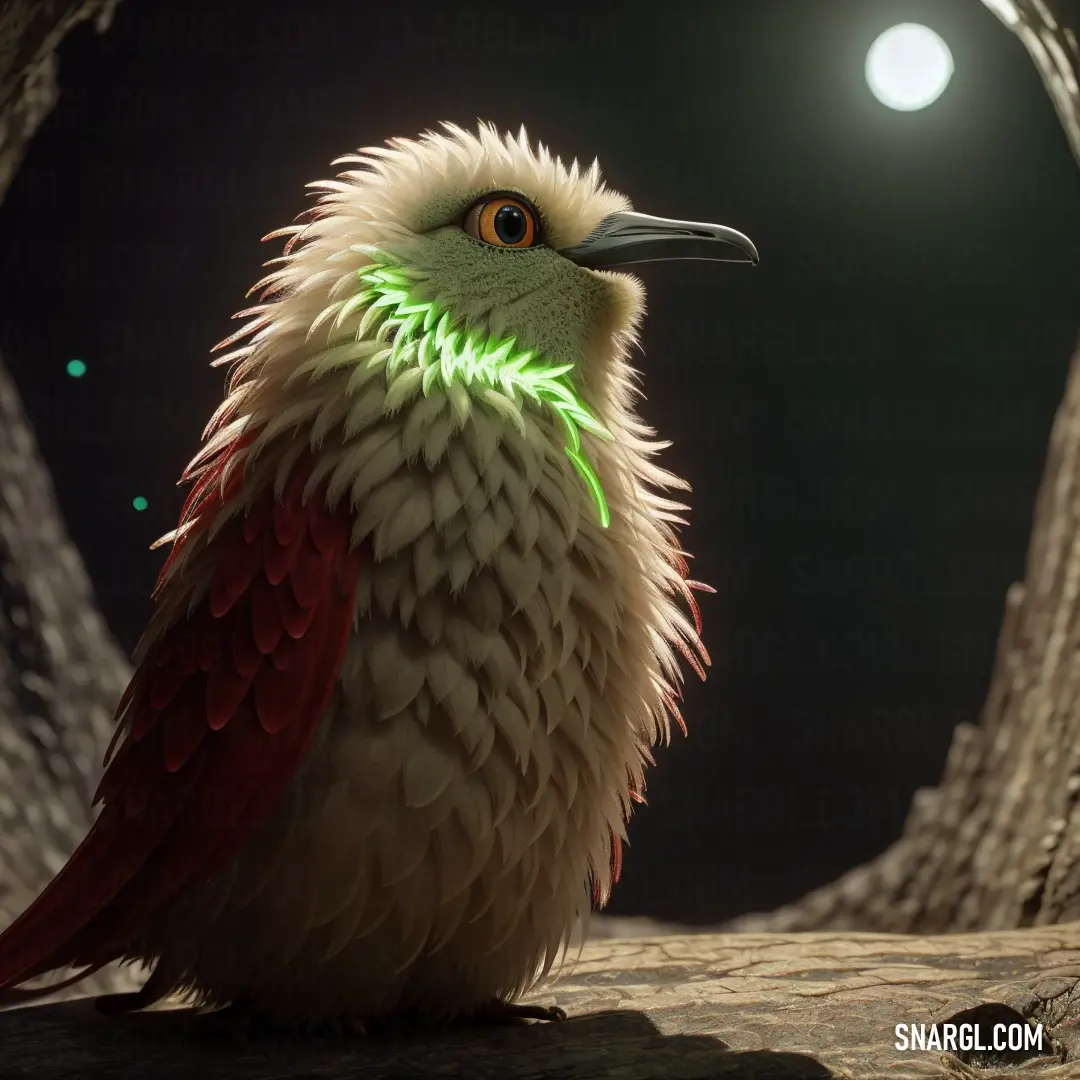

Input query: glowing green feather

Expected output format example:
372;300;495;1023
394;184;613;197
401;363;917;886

349;262;613;528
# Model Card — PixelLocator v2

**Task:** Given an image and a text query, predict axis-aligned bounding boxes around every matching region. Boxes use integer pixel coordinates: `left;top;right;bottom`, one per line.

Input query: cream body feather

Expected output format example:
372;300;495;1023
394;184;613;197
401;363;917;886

122;123;707;1019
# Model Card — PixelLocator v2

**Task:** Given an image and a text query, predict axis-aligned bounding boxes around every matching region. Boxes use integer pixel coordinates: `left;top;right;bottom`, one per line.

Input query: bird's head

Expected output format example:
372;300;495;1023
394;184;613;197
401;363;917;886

207;122;756;528
295;122;756;397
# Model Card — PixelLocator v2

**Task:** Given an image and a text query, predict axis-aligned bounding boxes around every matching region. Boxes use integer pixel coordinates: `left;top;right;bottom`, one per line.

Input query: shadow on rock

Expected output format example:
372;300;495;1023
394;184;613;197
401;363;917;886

2;999;835;1079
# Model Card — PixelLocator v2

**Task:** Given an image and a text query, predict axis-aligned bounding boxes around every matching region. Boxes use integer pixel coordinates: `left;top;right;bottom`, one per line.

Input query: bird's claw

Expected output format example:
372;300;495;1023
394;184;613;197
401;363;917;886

475;999;567;1024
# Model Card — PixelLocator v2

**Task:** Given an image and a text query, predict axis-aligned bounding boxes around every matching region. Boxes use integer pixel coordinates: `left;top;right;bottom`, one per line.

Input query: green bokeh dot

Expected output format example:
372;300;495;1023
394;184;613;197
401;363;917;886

132;496;148;512
66;359;87;378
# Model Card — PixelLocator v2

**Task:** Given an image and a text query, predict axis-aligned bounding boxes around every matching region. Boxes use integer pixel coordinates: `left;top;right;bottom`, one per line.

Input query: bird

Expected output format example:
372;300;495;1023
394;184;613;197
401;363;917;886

0;122;757;1027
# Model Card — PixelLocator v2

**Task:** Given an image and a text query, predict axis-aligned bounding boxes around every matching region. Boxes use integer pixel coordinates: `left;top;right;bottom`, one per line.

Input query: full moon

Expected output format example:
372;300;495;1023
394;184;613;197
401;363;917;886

865;23;954;112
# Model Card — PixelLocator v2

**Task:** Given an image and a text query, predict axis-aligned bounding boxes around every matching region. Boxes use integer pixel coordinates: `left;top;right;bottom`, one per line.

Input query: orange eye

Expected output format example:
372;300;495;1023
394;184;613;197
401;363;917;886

463;194;539;249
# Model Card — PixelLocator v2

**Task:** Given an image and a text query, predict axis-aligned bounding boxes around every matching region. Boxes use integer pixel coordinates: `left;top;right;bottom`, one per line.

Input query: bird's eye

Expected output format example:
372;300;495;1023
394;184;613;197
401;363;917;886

463;194;539;249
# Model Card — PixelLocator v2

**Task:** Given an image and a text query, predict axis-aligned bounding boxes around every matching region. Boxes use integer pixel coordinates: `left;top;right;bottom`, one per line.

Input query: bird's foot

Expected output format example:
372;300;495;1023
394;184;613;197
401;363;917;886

473;998;567;1025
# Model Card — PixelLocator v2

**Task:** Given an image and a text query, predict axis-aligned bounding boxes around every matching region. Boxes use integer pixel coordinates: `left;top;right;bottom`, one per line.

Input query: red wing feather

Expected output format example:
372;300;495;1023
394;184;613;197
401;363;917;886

0;446;361;992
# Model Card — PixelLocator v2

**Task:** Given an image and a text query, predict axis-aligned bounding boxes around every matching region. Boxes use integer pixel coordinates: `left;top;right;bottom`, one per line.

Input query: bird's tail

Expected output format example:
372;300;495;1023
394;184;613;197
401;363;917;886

0;723;195;1006
0;802;173;1005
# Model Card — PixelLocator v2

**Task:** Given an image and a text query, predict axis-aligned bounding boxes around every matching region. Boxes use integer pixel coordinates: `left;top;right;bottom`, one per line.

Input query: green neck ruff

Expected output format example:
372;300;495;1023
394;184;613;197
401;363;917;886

353;261;612;528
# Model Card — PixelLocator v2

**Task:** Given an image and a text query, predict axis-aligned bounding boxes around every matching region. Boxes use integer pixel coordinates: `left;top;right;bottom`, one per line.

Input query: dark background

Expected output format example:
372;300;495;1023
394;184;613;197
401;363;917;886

1;0;1078;924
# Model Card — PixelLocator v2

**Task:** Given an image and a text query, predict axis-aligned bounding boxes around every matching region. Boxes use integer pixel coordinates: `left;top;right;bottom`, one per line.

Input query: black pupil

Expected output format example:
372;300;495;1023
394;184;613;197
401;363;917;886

493;203;528;244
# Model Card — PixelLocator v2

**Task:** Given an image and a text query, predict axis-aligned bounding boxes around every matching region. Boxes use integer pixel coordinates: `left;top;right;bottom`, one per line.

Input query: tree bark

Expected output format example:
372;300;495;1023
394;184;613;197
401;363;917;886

0;0;137;996
728;0;1080;935
0;1;120;199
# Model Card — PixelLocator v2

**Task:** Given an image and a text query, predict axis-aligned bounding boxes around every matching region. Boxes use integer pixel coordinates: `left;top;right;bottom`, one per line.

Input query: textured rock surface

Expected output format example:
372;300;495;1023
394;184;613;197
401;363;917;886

4;927;1080;1079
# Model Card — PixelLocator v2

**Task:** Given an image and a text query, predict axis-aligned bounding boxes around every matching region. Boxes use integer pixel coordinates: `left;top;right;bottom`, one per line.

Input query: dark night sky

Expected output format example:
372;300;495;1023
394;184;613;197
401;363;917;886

2;0;1079;924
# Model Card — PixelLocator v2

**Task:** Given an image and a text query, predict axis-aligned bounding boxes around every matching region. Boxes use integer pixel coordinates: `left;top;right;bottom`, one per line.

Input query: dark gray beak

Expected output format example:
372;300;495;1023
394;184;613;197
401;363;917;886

561;210;759;269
